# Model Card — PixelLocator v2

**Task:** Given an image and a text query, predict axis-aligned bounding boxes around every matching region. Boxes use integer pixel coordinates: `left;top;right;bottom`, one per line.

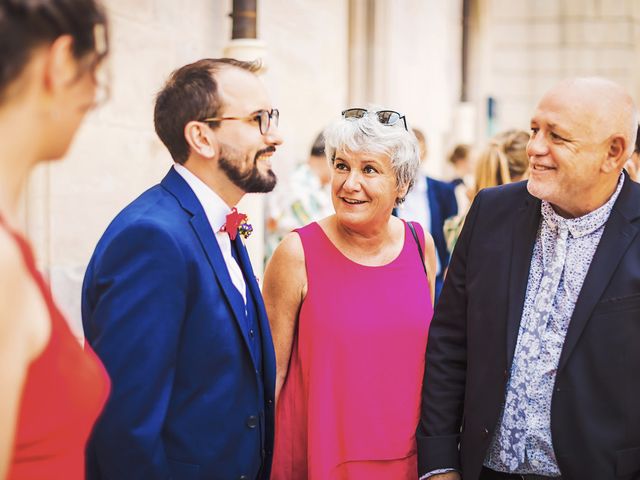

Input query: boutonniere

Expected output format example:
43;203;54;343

222;207;253;240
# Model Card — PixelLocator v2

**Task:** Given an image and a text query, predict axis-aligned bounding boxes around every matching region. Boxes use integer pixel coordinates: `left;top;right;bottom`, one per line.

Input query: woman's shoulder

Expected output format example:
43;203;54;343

277;230;305;258
267;230;306;275
0;227;26;285
0;228;50;359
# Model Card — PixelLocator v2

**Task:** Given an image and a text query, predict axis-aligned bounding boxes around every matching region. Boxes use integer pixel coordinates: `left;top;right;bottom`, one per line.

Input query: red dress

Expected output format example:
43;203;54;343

1;218;110;480
272;221;433;479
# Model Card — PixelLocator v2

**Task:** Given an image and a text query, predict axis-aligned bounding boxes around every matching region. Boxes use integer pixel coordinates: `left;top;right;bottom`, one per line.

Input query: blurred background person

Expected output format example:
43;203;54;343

264;108;436;479
0;1;110;478
265;131;333;262
625;124;640;182
448;143;474;213
396;127;457;300
444;129;530;254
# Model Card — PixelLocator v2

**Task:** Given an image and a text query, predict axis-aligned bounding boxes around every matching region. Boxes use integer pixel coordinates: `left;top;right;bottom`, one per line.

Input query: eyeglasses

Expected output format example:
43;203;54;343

342;108;408;131
201;108;279;135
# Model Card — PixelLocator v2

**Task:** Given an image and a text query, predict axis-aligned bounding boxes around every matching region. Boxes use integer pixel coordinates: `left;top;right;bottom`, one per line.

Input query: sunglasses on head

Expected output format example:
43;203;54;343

341;108;408;131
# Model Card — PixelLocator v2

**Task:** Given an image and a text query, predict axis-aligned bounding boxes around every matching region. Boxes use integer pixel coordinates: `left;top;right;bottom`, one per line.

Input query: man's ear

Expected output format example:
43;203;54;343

602;134;627;173
184;121;217;159
43;35;78;94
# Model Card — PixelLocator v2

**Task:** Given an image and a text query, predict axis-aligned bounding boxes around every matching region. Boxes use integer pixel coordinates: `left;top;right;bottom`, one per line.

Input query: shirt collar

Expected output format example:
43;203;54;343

540;173;625;239
173;163;232;231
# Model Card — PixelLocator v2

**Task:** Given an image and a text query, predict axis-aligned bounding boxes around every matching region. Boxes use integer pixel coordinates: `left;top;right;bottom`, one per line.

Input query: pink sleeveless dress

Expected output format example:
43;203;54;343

271;221;433;480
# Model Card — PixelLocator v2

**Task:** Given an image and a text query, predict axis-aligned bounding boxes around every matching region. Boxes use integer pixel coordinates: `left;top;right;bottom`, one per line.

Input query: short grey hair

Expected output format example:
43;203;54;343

323;108;421;205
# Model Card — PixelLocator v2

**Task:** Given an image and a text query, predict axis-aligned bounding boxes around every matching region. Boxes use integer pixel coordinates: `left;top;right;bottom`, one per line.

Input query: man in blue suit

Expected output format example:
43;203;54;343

397;128;458;299
82;58;282;480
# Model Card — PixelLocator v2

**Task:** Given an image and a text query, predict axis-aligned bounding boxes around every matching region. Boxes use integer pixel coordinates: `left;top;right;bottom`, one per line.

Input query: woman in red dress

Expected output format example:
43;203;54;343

0;1;110;478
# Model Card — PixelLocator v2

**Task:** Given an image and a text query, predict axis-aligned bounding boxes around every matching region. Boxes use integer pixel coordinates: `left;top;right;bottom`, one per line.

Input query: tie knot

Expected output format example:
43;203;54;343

220;207;253;240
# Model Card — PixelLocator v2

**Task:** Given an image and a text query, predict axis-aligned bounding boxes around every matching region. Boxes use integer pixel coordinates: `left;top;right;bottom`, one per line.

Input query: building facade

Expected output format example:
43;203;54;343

22;0;640;333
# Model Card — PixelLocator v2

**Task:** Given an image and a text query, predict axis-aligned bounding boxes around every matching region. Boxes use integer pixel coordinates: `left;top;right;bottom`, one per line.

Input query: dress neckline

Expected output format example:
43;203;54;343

309;220;409;269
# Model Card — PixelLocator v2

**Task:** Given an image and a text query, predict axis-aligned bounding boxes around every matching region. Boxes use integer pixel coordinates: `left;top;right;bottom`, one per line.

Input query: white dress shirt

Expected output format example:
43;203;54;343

174;164;246;304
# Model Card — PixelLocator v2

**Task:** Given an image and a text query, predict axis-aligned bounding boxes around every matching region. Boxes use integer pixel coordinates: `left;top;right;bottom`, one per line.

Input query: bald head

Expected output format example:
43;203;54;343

527;77;638;217
540;77;638;158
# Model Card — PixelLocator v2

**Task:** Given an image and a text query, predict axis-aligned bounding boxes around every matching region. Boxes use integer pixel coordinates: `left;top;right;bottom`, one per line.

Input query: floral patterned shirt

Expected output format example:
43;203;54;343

484;174;624;475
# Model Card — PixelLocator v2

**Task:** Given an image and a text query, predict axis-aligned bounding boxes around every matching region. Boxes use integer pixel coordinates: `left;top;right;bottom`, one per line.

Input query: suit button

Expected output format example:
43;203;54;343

239;476;248;480
249;329;255;338
246;415;258;428
482;428;490;439
267;398;273;406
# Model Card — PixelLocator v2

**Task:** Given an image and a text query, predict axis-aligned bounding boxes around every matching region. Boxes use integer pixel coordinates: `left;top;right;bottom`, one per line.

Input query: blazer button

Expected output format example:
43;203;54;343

482;428;490;439
246;415;258;428
267;398;274;407
249;329;255;338
239;476;248;480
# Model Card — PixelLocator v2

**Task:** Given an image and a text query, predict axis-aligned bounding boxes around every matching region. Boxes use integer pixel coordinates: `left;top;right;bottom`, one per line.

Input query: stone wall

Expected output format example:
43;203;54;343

24;0;639;336
27;0;231;335
25;0;350;335
469;0;640;137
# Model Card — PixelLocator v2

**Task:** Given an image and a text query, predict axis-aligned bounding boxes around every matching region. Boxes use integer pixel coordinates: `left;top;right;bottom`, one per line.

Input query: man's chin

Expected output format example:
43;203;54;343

526;178;547;201
245;171;277;193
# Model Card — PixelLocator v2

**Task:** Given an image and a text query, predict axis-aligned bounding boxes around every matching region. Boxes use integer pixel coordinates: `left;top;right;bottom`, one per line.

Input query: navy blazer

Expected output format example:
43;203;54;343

426;177;458;298
417;175;640;479
82;167;276;480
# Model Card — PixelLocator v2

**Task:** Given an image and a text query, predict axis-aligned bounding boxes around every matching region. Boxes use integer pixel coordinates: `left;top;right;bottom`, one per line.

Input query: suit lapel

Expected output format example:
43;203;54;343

160;168;254;356
506;194;541;369
558;177;640;371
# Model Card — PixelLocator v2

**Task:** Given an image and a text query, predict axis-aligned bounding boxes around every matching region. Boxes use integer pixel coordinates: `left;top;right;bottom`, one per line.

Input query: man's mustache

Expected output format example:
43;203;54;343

254;146;276;164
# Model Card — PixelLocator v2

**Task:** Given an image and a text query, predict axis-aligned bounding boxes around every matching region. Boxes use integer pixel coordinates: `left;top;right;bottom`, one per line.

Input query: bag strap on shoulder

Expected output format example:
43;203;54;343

407;221;428;279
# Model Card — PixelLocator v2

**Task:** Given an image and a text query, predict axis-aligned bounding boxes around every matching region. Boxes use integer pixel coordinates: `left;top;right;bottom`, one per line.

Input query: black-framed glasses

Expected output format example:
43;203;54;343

342;108;408;131
201;108;279;135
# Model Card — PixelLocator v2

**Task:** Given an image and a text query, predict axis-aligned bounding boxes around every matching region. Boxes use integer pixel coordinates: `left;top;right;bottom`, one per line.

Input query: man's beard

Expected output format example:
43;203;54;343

218;145;277;193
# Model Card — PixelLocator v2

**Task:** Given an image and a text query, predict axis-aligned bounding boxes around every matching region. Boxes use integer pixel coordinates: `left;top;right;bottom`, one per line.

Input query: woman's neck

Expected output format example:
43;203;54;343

0;105;41;225
334;215;396;252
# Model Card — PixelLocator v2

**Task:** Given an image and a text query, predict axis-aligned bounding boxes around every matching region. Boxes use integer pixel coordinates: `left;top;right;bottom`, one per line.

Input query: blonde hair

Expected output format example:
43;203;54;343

474;129;529;196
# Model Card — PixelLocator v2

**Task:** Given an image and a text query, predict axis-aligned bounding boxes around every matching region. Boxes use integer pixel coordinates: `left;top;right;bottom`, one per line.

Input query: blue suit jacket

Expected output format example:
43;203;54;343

426;177;458;298
82;167;276;480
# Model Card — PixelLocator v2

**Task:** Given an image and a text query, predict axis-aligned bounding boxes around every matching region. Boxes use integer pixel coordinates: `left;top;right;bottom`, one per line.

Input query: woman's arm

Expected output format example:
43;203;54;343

262;232;307;404
0;233;49;479
422;232;437;306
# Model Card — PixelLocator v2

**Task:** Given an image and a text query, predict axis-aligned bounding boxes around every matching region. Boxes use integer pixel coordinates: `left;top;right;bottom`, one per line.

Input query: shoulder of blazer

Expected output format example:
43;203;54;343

160;167;206;217
427;176;457;206
427;176;454;192
614;172;640;224
476;179;532;204
471;181;540;228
